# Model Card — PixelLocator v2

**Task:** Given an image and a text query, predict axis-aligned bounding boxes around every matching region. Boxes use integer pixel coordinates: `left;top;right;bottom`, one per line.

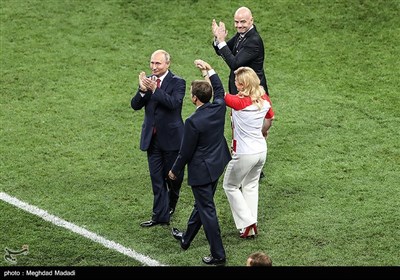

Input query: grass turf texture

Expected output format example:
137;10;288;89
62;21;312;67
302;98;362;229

1;0;399;267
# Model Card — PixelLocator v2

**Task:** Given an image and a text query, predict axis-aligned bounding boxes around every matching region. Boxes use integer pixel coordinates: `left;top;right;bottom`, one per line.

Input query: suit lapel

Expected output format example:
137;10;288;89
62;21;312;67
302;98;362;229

161;71;173;90
234;27;257;53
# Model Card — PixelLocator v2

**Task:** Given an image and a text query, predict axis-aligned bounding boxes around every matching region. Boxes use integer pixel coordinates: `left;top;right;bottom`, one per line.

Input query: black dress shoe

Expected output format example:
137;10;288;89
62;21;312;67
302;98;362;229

169;208;175;215
171;228;189;250
202;255;226;266
140;220;169;227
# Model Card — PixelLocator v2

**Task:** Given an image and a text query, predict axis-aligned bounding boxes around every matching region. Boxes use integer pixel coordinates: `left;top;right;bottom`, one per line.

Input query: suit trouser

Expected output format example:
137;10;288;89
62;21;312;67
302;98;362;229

147;134;183;222
223;151;266;229
182;180;226;260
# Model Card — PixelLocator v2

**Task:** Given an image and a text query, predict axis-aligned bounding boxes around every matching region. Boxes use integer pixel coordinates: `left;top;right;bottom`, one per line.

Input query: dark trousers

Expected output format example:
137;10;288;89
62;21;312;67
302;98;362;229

147;134;183;222
182;180;226;260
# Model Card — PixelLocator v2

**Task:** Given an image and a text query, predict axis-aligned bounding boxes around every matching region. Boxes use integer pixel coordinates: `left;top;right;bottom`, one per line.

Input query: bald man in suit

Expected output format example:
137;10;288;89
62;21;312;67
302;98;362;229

212;6;269;95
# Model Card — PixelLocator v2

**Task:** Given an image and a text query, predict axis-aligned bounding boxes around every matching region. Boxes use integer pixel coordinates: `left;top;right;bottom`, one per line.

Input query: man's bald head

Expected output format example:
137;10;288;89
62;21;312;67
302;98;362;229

234;7;254;34
235;6;252;18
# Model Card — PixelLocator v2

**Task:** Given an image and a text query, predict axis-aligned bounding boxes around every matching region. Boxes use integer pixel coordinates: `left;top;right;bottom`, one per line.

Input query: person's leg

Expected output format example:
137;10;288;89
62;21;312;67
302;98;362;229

223;154;257;229
180;199;202;248
164;150;183;214
192;181;225;260
242;152;266;221
147;136;169;223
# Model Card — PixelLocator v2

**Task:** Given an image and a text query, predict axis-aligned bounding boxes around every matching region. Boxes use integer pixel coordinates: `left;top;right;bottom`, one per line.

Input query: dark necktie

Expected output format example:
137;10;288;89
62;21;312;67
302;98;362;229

234;35;244;53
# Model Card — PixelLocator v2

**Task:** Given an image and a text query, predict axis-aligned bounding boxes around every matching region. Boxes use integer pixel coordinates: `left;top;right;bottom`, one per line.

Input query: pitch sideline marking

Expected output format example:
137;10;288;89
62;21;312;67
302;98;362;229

0;192;163;266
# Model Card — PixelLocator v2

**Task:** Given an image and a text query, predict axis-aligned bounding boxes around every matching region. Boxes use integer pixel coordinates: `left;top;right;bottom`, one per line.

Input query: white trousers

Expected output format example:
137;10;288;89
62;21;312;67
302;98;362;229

223;151;267;230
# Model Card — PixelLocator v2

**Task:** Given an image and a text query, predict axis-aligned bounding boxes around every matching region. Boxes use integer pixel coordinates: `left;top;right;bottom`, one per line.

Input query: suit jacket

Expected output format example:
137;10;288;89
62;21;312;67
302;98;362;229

171;74;231;186
213;25;268;94
131;71;185;151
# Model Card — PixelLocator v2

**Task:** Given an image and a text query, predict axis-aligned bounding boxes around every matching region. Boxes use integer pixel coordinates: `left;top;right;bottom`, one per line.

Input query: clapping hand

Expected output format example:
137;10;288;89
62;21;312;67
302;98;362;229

139;72;158;92
139;71;147;91
212;19;227;43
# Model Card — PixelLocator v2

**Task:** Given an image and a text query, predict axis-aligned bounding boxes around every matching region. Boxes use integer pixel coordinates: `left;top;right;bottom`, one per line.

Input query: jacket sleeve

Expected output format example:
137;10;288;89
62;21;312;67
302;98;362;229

209;74;225;102
217;36;262;71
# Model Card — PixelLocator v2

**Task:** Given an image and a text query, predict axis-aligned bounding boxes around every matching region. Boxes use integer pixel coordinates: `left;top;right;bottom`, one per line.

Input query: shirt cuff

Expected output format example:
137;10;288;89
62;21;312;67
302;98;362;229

208;69;216;77
217;41;227;49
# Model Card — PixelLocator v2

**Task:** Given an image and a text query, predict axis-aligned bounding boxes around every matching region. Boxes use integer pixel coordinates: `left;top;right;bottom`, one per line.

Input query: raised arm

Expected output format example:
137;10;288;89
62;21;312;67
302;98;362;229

194;59;211;84
194;59;225;102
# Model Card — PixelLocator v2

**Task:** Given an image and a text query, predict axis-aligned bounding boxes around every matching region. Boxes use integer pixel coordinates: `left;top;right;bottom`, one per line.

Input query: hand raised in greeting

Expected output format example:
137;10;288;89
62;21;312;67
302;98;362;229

194;59;212;71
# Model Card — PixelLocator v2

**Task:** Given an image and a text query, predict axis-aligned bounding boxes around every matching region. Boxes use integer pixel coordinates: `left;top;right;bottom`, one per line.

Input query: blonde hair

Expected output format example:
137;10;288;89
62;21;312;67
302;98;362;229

234;67;265;109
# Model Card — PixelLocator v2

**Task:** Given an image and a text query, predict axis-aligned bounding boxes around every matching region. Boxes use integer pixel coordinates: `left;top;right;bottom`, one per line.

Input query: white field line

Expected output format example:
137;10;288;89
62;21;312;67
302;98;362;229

0;192;164;266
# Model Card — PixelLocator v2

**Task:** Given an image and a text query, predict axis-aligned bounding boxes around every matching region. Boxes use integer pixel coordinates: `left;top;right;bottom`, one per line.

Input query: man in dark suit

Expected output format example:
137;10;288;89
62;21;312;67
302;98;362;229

212;6;269;95
131;49;185;227
213;7;269;180
168;59;231;266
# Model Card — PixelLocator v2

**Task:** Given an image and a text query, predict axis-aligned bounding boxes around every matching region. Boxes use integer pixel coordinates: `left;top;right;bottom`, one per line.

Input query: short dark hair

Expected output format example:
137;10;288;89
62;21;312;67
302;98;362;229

191;80;213;103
